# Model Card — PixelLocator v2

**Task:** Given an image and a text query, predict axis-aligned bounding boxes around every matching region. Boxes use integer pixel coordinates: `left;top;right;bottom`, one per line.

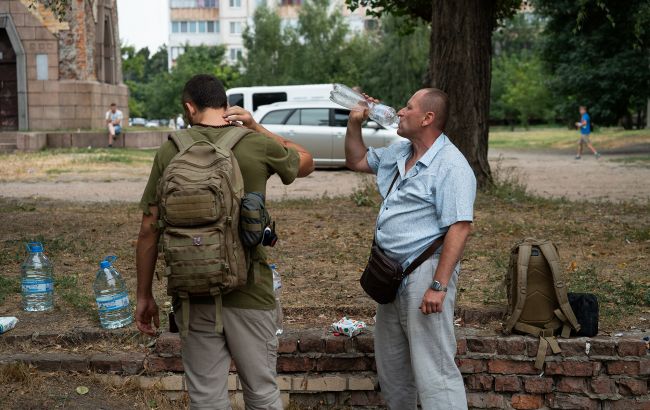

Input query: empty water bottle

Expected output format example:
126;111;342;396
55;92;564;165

330;83;399;128
21;242;54;312
270;264;283;335
93;256;133;329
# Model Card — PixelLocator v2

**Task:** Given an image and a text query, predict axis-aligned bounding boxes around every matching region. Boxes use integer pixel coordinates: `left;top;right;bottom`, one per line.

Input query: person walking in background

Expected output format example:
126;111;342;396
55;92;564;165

575;105;601;160
345;88;475;409
105;103;123;148
176;113;185;129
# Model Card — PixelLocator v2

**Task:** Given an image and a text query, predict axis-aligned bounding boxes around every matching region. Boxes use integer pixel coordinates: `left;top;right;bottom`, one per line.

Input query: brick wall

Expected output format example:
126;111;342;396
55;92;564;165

1;328;648;408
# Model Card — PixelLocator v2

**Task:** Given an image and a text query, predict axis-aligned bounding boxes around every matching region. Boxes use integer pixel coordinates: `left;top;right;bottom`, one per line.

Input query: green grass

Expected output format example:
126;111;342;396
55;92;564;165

0;276;19;304
608;155;650;168
489;127;650;150
55;274;95;315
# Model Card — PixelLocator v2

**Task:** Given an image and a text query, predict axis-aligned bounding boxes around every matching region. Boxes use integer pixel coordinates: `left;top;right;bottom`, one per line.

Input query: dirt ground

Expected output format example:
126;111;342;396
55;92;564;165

0;149;648;203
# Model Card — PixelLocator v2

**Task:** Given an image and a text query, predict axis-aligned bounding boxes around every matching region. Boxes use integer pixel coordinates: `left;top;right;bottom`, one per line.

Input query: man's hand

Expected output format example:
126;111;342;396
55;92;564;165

223;105;257;130
135;295;160;336
420;288;446;314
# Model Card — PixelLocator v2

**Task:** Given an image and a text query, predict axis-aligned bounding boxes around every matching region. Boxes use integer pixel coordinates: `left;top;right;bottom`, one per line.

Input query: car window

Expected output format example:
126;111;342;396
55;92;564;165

228;93;243;108
300;109;330;126
333;109;350;127
259;109;293;125
252;92;287;111
285;109;300;125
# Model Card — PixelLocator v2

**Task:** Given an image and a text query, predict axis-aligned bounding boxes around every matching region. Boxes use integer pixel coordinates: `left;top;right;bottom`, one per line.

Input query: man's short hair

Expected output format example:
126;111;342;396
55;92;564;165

182;74;228;111
110;103;116;107
419;88;449;130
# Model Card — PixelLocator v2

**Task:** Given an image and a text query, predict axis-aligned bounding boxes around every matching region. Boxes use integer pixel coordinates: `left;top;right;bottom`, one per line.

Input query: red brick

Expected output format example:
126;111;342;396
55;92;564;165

545;361;599;376
144;356;184;373
497;337;527;356
59;354;90;372
616;378;648;395
155;332;181;356
315;356;372;372
121;353;145;375
278;335;298;353
276;356;316;372
90;353;123;373
523;376;554;394
640;359;650;375
526;339;549;358
591;376;617;395
347;391;384;406
298;335;323;352
618;340;648;357
556;377;588;393
456;337;467;355
558;339;588;357
511;394;544;409
464;374;493;391
467;336;497;354
608;398;650;410
590;340;617;357
607;361;640;376
466;392;506;409
488;359;538;375
456;358;487;374
546;393;598;410
495;375;522;392
324;336;348;354
354;334;374;353
31;353;63;371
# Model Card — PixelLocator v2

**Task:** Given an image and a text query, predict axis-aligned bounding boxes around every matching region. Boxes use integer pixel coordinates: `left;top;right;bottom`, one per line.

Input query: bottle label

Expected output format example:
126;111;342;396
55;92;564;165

96;292;130;312
21;279;54;294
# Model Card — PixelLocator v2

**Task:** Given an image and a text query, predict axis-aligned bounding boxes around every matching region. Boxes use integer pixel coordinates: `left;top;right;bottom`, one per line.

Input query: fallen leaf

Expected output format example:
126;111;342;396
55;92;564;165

76;386;89;395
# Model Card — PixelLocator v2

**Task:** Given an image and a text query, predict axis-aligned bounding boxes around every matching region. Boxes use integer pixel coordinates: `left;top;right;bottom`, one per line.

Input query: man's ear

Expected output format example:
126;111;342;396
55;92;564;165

421;112;435;127
184;102;196;117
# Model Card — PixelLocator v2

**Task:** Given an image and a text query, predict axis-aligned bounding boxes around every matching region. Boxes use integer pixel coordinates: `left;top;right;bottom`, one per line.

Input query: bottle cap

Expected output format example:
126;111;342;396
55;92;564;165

99;255;117;269
27;242;43;253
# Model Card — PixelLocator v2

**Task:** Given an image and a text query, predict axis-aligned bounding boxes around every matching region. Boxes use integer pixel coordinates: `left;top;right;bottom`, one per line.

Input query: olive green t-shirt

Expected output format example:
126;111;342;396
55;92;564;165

139;125;300;310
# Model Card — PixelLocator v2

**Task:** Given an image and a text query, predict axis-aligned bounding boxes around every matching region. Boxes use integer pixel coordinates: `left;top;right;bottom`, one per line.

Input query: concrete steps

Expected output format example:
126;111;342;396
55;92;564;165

0;134;17;153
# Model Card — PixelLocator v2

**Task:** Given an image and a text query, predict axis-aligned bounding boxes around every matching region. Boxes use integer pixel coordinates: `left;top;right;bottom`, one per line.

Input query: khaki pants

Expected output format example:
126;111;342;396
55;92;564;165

175;304;283;410
374;256;467;410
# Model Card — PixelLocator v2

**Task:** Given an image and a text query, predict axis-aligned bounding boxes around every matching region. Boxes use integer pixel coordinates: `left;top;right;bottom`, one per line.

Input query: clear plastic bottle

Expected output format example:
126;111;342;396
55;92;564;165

93;256;133;329
21;242;54;311
329;83;399;128
270;263;283;335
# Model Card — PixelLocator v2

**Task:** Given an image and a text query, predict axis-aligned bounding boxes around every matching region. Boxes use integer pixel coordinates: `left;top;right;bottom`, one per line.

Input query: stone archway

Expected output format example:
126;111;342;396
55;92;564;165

0;15;27;130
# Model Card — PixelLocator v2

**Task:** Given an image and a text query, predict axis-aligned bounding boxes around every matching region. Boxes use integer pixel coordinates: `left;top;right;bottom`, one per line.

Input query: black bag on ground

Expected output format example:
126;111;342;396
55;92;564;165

568;292;599;337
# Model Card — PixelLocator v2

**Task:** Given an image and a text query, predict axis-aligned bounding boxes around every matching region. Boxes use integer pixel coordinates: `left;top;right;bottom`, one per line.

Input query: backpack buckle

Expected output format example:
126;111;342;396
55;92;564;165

193;236;202;246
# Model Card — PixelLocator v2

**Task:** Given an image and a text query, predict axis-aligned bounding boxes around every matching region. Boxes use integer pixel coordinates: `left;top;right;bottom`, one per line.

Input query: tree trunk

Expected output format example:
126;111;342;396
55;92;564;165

647;98;650;129
425;0;495;188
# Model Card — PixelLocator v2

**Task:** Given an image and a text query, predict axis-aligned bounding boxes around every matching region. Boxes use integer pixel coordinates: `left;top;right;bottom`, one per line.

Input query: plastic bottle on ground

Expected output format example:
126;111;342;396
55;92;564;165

329;83;399;128
21;242;54;312
93;256;133;329
270;263;283;335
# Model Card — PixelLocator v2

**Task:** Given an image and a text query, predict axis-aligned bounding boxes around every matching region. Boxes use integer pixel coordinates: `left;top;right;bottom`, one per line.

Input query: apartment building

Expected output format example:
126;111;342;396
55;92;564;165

168;0;376;67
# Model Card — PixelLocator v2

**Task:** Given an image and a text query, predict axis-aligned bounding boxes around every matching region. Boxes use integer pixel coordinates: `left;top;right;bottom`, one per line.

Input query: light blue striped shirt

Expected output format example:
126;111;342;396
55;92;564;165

366;133;476;270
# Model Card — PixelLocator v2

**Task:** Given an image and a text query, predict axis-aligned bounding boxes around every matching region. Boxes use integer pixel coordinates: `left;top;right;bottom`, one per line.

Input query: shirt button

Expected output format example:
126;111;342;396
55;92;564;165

385;207;388;210
378;227;381;230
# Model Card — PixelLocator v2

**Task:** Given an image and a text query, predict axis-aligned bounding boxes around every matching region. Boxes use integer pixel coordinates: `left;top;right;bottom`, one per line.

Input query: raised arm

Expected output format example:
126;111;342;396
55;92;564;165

345;108;373;173
223;106;315;178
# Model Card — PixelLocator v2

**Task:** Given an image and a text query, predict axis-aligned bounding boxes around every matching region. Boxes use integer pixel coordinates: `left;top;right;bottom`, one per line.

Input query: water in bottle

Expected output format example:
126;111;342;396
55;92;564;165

93;256;133;329
270;263;283;335
21;242;54;312
329;83;399;128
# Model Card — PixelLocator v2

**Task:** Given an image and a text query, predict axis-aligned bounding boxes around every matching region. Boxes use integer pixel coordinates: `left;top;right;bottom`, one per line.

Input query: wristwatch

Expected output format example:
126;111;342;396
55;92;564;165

430;280;448;292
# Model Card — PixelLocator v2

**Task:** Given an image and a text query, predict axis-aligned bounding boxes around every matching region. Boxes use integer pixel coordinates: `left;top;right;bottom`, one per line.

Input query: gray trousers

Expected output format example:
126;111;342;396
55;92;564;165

374;256;467;410
175;304;283;410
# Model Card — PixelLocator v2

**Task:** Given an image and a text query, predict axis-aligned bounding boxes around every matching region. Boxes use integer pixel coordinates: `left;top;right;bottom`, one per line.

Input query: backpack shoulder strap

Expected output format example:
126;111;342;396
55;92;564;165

503;240;532;334
538;241;581;334
215;126;253;151
168;130;195;152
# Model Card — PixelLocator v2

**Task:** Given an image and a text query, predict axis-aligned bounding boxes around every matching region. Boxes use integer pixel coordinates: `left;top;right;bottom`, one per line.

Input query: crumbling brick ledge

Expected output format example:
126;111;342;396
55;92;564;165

1;327;648;409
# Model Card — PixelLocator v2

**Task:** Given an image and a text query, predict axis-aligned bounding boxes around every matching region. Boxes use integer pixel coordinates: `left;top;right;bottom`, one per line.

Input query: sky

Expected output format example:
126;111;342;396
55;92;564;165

116;0;169;52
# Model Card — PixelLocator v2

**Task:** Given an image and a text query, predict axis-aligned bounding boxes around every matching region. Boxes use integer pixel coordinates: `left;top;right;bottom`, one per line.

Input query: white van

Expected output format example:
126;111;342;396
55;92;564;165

226;84;333;113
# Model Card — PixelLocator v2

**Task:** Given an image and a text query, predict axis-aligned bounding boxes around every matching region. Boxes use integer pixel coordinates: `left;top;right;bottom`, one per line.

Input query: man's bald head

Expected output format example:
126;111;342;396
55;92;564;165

416;88;449;131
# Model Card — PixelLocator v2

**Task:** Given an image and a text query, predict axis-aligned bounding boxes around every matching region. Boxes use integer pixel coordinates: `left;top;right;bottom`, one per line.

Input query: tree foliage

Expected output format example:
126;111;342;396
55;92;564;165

534;0;650;127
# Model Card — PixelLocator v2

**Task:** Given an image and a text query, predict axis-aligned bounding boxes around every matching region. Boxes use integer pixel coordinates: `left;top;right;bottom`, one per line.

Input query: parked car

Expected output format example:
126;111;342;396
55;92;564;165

252;101;405;168
145;119;161;128
131;117;146;127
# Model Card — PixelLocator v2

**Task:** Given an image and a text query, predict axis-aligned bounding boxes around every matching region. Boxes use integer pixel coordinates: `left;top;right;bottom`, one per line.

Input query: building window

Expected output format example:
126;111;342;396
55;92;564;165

171;0;219;8
172;21;180;33
229;0;241;7
180;21;188;33
364;19;378;31
230;21;242;34
280;0;301;5
229;47;242;61
36;54;48;80
189;21;197;32
198;21;206;33
171;47;185;61
207;21;219;32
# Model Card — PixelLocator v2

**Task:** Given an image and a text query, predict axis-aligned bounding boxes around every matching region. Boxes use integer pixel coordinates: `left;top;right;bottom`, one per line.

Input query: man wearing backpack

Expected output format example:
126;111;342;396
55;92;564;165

135;74;314;409
345;89;475;409
574;105;601;160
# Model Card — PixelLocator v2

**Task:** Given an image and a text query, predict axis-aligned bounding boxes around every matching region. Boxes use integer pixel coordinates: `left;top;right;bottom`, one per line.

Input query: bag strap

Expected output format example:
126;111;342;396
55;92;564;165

387;171;399;195
215;126;253;151
403;235;446;276
538;241;581;333
503;241;532;334
169;130;194;152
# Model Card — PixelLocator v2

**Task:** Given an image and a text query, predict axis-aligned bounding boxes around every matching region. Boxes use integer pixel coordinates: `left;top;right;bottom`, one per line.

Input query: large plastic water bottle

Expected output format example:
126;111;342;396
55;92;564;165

21;242;54;311
270;264;283;335
329;83;399;128
93;256;133;329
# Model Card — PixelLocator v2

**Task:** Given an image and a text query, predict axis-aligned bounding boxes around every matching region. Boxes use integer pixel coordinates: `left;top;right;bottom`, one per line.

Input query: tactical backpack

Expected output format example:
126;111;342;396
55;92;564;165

503;238;581;370
157;127;252;337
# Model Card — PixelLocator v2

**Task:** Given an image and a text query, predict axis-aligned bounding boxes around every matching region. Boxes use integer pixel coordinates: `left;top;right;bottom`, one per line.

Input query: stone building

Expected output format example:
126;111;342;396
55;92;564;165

0;0;127;131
